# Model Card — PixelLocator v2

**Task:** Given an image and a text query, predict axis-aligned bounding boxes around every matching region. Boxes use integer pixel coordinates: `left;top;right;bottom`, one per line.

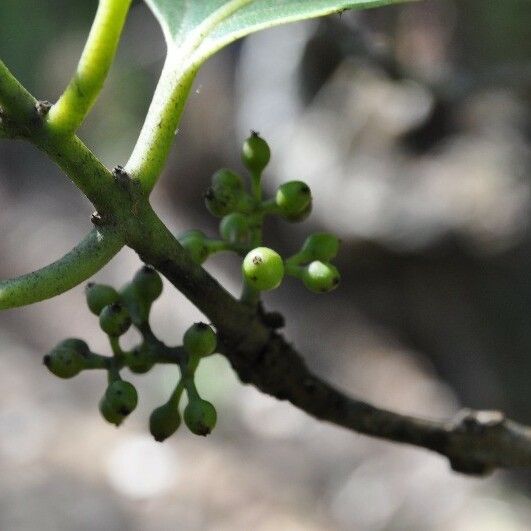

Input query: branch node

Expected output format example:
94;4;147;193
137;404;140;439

35;100;52;117
449;409;506;435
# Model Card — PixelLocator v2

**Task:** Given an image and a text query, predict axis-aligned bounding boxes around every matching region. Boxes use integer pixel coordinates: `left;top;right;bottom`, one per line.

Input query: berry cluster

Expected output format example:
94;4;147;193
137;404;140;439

44;133;340;441
178;132;341;298
44;266;218;441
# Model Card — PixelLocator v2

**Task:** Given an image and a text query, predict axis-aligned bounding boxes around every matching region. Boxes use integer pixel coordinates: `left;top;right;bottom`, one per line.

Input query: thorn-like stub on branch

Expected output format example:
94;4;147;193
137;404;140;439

112;165;128;179
449;409;506;435
91;211;104;226
35;100;52;117
262;311;285;330
449;456;493;477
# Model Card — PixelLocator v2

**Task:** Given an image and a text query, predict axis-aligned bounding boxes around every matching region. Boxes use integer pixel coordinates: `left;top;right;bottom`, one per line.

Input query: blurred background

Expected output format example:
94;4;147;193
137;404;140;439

1;0;531;529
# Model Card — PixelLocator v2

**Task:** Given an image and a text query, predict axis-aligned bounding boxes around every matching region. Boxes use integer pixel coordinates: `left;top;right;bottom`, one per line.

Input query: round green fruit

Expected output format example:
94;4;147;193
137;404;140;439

184;399;217;436
275;181;312;219
132;265;163;303
302;261;340;293
178;230;209;264
242;132;270;175
212;168;244;191
219;213;251;244
243;247;284;291
301;233;340;261
99;396;123;426
99;303;132;337
43;338;88;378
183;322;217;357
104;380;138;416
149;403;181;442
85;283;120;316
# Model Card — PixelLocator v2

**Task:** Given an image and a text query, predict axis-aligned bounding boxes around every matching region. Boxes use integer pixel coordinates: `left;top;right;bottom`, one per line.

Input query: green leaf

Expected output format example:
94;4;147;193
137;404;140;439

145;0;411;65
128;0;412;191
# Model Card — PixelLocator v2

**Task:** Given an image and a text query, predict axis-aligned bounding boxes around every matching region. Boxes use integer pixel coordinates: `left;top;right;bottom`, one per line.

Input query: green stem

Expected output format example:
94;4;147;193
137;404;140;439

0;59;36;122
84;352;112;370
168;379;185;407
32;132;123;213
125;54;197;193
240;282;260;307
47;0;133;135
0;227;123;310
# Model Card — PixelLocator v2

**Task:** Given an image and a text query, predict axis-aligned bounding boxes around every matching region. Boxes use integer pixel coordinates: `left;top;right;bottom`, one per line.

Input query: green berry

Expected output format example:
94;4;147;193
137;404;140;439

204;181;244;217
99;303;131;337
219;213;251;245
120;282;150;326
242;247;284;291
179;230;209;264
105;380;138;416
99;396;124;426
275;181;312;220
149;403;181;442
125;344;154;374
241;131;270;175
85;283;120;316
43;338;88;378
183;322;217;357
184;399;217;436
212;168;244;191
302;261;340;293
132;265;163;303
301;233;340;261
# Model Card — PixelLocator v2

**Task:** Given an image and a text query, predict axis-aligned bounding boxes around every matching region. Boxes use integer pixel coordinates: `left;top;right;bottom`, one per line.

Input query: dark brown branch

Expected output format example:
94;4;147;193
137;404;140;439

124;200;531;476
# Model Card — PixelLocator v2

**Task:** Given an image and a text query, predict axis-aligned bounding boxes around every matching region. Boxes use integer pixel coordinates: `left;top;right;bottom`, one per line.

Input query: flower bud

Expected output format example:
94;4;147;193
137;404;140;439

183;322;217;357
302;261;340;293
219;212;251;245
184;399;217;436
275;181;312;220
241;132;270;175
99;303;132;337
178;230;209;264
104;380;138;416
43;338;88;379
242;247;284;291
85;283;119;316
149;403;181;442
132;265;163;303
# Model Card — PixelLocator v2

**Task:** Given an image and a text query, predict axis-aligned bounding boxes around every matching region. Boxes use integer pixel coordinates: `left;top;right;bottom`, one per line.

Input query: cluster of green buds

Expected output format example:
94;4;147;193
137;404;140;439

43;266;219;440
44;132;340;441
178;132;341;301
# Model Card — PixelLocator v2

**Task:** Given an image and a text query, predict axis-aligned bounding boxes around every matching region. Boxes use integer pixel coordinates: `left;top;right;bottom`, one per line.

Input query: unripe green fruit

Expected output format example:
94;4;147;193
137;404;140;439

183;322;217;357
212;168;244;191
99;303;131;337
241;132;270;175
219;213;251;244
302;261;340;293
275;181;312;219
149;403;181;442
132;265;163;303
179;230;209;264
120;282;150;326
105;380;138;416
125;345;154;374
184;399;217;436
301;233;340;261
99;396;123;426
243;247;284;291
85;283;120;315
43;338;88;378
285;200;312;222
